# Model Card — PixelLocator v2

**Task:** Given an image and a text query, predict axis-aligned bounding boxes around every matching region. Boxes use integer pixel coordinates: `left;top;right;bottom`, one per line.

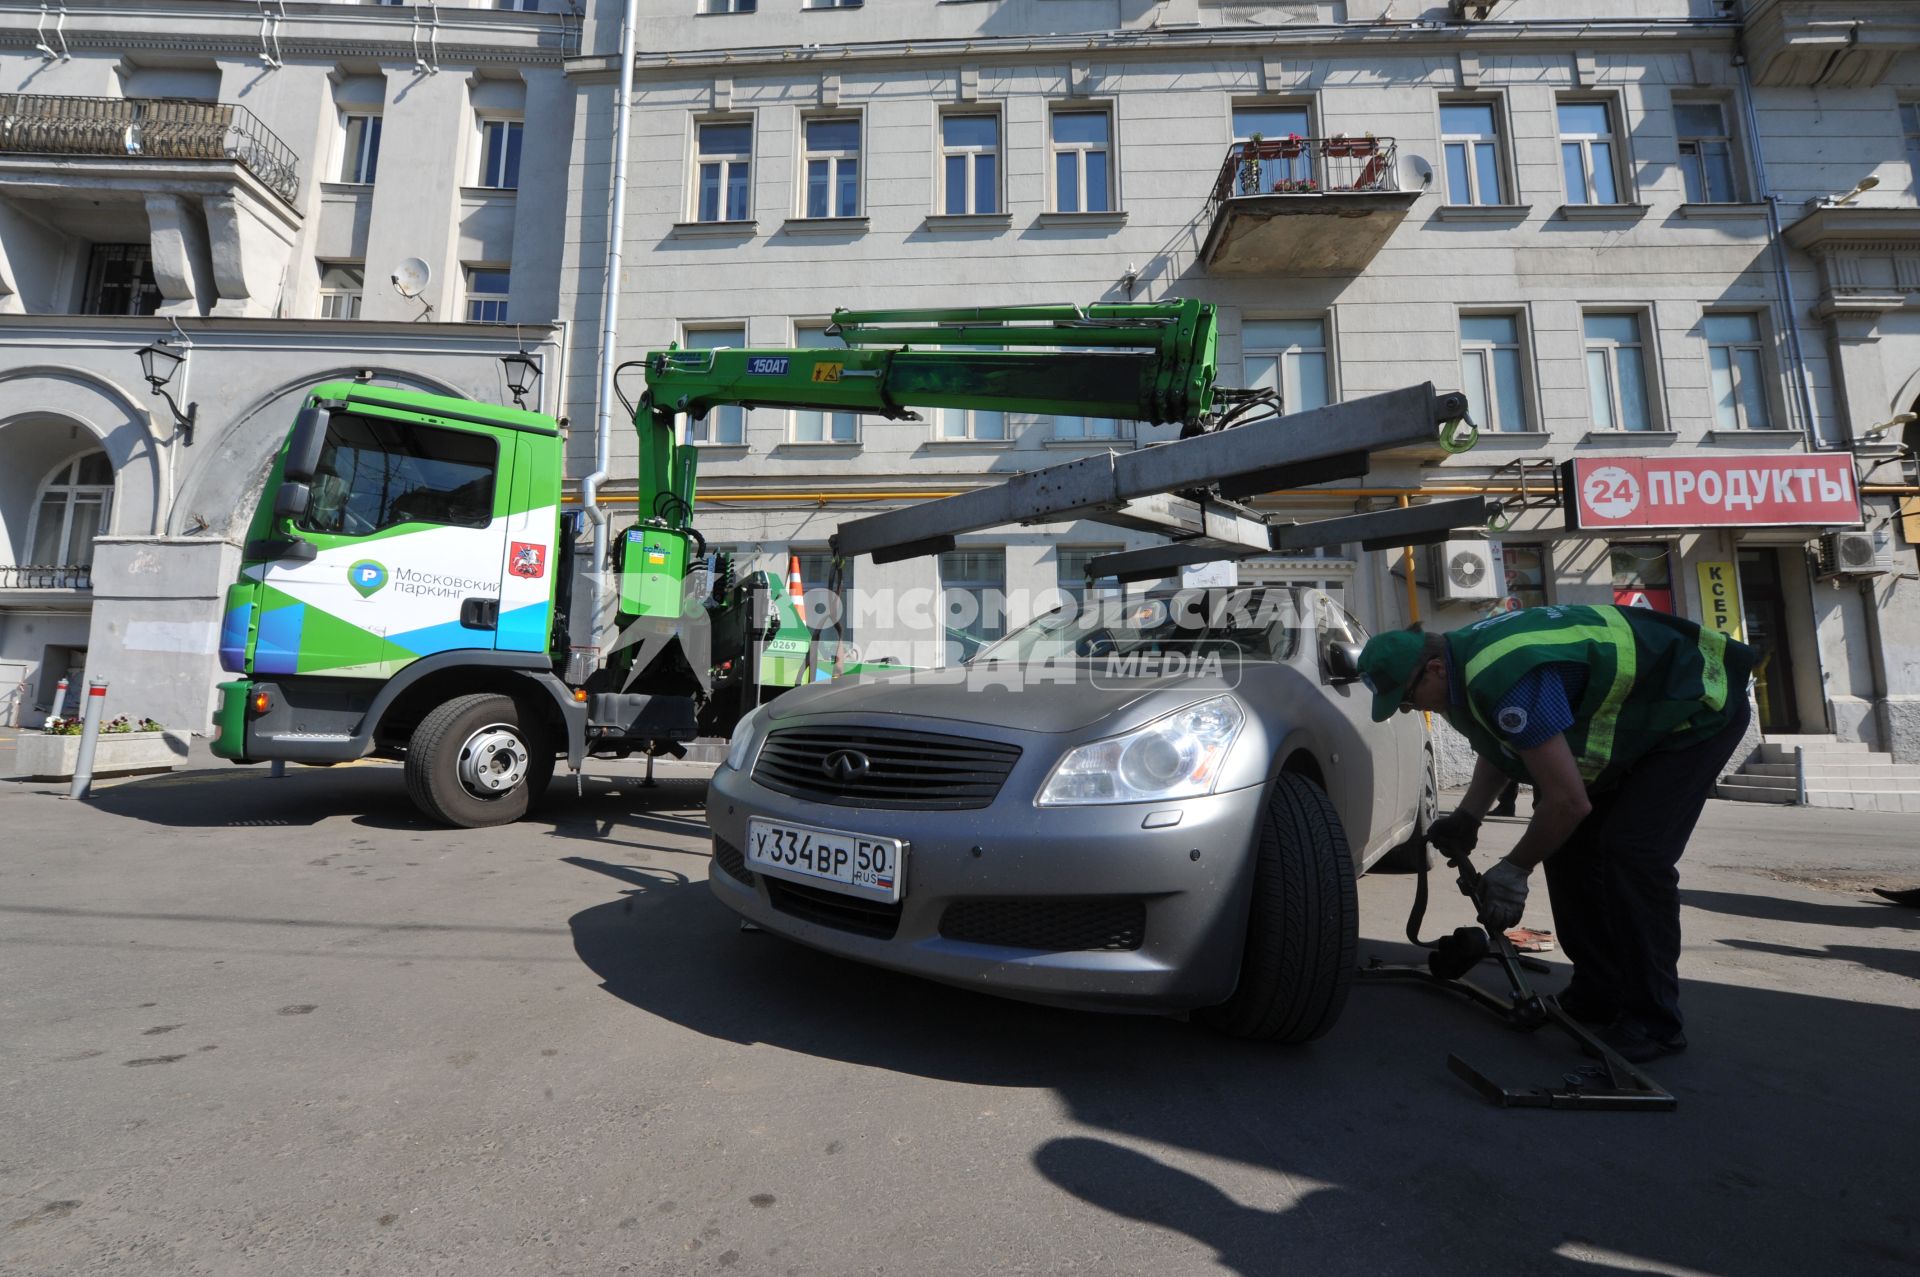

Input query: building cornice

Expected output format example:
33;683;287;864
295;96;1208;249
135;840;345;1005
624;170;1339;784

1740;0;1920;89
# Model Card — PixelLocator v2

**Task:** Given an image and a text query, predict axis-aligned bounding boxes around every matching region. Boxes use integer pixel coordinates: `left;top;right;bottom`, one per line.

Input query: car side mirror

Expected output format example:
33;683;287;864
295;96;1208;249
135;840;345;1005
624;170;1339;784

273;480;311;520
1325;641;1364;684
283;405;327;484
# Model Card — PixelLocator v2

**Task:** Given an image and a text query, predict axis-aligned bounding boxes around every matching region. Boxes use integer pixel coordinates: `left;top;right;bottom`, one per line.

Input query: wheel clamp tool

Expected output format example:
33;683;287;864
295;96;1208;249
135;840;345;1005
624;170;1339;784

1357;837;1677;1112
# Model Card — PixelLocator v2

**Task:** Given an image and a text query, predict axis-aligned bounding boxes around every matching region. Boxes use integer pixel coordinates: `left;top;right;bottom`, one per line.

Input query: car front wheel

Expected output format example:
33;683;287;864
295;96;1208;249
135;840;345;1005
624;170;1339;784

1197;772;1358;1043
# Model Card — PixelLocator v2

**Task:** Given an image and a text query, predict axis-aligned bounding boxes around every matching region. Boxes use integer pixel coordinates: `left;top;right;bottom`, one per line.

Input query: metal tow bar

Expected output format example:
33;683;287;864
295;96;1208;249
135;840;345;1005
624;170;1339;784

1357;839;1677;1112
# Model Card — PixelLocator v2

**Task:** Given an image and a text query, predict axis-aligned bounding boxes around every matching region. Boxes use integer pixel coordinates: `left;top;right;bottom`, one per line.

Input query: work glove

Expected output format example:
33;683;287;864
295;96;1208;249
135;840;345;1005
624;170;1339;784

1426;809;1481;858
1477;859;1532;932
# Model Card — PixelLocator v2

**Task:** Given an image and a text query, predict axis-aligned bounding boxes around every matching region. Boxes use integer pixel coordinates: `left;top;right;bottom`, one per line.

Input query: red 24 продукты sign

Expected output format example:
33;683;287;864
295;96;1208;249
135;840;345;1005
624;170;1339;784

1562;455;1862;530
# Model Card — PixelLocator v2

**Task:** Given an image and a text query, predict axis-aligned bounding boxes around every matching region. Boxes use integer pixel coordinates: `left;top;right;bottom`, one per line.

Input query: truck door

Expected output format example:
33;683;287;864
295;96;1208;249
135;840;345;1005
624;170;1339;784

252;411;509;677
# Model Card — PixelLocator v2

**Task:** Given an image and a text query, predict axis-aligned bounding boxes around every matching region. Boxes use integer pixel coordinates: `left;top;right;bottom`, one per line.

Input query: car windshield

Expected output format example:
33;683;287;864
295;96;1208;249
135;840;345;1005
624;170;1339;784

971;586;1320;666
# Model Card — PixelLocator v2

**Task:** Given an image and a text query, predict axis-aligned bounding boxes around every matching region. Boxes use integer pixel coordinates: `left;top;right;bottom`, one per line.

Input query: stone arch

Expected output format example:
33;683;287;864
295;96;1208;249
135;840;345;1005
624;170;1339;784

170;367;470;538
0;367;163;554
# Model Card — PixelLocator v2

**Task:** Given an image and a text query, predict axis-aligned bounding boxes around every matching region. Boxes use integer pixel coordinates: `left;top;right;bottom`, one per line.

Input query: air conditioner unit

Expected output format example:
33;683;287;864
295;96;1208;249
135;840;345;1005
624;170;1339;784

1430;539;1501;602
1817;528;1892;577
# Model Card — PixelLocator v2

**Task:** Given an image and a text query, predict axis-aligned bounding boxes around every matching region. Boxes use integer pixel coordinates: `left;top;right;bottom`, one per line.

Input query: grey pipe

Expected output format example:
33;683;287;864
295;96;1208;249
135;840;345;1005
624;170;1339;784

1736;54;1822;449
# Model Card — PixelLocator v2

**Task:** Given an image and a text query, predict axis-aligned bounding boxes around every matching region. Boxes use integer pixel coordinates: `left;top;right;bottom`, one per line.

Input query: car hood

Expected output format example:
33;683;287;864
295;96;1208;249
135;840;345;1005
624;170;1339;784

764;664;1247;735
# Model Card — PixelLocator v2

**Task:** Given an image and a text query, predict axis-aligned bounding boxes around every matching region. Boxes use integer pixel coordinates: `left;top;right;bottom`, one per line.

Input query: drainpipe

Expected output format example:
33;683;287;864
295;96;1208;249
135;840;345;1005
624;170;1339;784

579;0;638;676
1735;54;1821;450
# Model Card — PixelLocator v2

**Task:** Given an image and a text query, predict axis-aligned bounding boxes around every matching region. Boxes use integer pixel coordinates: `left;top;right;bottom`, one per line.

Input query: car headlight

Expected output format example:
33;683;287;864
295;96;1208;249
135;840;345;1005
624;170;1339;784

725;704;768;772
1036;695;1245;807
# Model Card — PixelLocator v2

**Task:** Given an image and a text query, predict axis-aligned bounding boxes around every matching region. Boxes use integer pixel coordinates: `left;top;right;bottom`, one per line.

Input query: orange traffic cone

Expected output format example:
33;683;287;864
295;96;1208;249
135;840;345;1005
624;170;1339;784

786;555;806;602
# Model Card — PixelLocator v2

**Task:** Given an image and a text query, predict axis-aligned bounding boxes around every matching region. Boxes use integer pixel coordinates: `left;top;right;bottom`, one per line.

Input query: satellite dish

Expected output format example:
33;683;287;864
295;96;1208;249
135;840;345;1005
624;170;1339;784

391;257;432;298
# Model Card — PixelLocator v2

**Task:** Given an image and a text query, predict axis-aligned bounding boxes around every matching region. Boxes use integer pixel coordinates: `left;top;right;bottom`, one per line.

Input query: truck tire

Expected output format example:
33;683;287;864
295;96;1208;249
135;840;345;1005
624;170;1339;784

1373;747;1438;875
1198;772;1358;1043
404;692;552;828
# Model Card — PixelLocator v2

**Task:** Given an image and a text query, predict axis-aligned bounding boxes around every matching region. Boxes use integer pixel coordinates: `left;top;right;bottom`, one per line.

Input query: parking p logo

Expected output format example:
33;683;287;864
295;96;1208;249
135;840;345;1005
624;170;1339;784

348;560;388;598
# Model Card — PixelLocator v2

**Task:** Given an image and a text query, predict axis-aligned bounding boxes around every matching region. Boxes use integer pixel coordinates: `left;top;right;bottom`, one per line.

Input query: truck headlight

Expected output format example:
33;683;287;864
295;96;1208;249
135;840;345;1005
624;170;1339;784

1037;696;1245;806
726;704;767;772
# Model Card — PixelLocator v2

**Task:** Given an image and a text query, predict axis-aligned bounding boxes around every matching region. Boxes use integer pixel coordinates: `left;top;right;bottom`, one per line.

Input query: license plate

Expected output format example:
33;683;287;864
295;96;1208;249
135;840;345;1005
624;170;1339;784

745;818;905;904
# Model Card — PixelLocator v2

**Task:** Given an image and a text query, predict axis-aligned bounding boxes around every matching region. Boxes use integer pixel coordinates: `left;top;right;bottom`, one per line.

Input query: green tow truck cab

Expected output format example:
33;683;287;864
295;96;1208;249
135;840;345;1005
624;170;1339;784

212;303;1237;827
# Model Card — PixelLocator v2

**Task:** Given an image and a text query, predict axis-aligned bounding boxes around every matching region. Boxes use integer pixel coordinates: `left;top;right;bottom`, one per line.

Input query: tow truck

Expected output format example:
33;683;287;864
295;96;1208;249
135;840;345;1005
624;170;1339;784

211;300;1487;828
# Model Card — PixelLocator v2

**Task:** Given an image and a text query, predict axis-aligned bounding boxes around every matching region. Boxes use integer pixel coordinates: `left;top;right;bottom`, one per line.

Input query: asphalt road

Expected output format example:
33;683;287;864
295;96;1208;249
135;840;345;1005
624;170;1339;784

2;759;1916;1276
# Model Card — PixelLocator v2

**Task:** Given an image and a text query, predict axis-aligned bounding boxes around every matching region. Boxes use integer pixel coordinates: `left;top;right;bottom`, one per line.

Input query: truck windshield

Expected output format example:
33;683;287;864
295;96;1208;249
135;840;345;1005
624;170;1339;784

297;414;497;536
971;586;1312;666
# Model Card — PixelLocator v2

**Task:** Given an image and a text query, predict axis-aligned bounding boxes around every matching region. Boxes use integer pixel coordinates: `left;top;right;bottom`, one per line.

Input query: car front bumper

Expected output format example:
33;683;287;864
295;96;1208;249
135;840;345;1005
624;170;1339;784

705;762;1270;1012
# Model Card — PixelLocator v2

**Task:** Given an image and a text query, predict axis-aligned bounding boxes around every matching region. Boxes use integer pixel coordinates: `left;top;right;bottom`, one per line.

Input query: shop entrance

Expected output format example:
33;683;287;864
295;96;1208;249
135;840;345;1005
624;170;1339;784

1736;549;1801;735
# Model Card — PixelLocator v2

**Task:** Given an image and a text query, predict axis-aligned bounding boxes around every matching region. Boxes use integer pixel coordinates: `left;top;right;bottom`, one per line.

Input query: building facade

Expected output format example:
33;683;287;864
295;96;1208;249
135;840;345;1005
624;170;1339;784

0;0;574;730
556;0;1920;768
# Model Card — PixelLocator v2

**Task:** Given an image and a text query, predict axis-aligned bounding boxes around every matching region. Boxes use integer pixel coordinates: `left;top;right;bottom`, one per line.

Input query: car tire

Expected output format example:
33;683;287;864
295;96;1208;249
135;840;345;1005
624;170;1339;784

405;692;551;828
1198;772;1358;1044
1373;748;1439;875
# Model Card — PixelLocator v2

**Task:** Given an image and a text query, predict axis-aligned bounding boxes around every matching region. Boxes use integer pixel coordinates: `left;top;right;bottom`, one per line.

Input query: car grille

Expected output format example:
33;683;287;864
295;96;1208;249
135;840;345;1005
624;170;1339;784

764;878;902;940
752;727;1021;810
938;899;1147;952
711;836;754;886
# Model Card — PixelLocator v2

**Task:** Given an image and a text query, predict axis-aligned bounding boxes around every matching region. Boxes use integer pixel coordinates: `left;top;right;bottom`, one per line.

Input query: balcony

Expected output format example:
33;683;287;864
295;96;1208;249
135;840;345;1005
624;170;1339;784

0;95;299;207
1199;136;1420;275
0;564;93;612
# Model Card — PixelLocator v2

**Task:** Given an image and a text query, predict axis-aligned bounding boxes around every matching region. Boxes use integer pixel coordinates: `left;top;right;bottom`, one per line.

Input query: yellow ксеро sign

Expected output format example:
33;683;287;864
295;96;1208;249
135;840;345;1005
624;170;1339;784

1696;560;1744;643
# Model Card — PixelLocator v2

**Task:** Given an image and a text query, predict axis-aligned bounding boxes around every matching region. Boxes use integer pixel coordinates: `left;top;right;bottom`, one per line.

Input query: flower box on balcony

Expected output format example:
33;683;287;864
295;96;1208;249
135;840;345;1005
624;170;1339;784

16;729;190;781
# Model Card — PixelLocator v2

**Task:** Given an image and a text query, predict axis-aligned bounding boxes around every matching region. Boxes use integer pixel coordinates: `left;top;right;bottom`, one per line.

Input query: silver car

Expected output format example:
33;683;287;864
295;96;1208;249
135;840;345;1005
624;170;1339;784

705;586;1434;1042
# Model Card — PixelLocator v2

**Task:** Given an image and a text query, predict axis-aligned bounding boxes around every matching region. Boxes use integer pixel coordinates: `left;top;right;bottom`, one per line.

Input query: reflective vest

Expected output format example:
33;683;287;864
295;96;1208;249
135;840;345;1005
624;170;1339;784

1443;604;1756;791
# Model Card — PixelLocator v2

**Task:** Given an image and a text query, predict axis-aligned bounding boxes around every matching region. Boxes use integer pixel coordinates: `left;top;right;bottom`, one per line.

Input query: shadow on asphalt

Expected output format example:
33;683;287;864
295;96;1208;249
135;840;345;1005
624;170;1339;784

1680;886;1919;931
566;864;1920;1277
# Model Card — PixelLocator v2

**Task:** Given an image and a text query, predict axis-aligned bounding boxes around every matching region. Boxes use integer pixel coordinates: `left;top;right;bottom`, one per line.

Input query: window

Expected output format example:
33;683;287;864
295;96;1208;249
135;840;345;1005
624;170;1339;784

699;0;754;12
1458;314;1530;432
1675;101;1739;203
684;327;747;444
317;263;364;319
1441;101;1506;205
1497;543;1548;611
465;267;510;323
1583;312;1652;431
695;120;752;223
805;0;861;9
1609;542;1674;614
1244;318;1330;416
1558;100;1621;205
1704;313;1772;430
27;453;112;566
299;415;496;536
940;114;1000;215
82;244;160;316
1051;109;1112;213
340;112;382;184
793;324;857;443
1057;547;1122;610
496;0;540;9
935;346;1005;440
802;117;860;218
938;549;1006;664
1233;105;1312;190
478;118;523;190
1902;103;1920;198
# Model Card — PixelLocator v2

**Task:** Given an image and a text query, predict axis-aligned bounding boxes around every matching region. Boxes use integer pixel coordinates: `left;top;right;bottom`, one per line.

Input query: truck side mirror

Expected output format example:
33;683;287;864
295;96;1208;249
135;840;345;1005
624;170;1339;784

283;406;327;484
274;481;311;520
1325;641;1364;684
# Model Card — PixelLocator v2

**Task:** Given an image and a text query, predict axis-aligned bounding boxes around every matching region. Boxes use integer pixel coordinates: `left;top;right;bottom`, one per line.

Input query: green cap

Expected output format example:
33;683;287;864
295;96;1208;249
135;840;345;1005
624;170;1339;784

1357;630;1435;723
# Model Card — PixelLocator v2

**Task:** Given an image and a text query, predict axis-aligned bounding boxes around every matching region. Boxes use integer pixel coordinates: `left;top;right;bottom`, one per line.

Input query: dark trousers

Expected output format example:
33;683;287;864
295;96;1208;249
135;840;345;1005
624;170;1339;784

1541;697;1751;1041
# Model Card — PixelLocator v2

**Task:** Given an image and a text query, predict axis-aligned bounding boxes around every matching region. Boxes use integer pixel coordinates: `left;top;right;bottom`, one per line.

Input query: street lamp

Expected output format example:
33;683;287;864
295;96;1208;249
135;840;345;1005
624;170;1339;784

136;337;198;445
1829;175;1879;207
501;348;541;410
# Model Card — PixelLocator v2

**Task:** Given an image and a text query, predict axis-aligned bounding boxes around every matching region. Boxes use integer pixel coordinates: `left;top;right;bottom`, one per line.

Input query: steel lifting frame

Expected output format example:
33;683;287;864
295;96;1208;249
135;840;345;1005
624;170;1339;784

831;384;1480;564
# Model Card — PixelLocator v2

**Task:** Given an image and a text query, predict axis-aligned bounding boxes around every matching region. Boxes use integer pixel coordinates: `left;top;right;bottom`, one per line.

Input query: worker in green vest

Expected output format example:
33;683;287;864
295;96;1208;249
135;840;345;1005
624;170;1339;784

1358;604;1756;1063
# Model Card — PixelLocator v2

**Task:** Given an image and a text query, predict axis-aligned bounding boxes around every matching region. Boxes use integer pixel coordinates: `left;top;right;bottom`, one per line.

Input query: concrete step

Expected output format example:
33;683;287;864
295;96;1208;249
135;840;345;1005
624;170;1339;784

1757;741;1876;764
1717;781;1796;804
1745;761;1920;781
1720;773;1800;792
1760;734;1847;746
1805;790;1920;813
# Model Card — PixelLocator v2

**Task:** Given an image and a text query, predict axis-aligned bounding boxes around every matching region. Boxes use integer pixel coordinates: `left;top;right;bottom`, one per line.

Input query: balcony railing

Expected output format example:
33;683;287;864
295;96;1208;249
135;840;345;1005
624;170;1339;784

0;564;92;590
0;94;300;206
1206;135;1400;214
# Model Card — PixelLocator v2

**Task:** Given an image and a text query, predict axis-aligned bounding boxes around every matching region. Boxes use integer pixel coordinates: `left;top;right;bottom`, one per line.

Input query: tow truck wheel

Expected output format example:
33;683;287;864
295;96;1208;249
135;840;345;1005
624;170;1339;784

1197;772;1358;1043
405;692;552;828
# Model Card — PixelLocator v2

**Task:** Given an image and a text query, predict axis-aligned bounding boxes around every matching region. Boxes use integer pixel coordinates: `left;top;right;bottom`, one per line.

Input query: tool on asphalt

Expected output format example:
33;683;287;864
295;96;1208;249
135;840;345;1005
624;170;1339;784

1357;833;1677;1112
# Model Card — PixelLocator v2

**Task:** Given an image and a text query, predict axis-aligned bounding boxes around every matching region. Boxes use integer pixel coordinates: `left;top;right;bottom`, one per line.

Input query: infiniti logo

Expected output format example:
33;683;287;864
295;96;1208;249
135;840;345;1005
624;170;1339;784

821;749;870;783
